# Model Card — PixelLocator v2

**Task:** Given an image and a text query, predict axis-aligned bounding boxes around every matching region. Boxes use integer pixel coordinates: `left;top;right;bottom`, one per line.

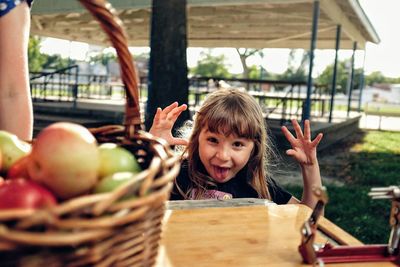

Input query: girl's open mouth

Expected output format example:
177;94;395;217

213;166;230;181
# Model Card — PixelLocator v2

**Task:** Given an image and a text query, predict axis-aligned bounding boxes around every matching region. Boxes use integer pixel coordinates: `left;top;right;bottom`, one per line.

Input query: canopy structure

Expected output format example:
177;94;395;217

31;0;379;50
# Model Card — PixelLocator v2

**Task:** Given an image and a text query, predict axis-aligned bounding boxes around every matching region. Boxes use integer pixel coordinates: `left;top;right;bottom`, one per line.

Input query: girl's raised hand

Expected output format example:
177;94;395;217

281;119;323;165
149;102;189;146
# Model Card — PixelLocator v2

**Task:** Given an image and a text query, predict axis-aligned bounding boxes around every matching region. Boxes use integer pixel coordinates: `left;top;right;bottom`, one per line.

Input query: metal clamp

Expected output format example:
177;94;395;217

298;185;400;265
298;186;328;264
369;186;400;255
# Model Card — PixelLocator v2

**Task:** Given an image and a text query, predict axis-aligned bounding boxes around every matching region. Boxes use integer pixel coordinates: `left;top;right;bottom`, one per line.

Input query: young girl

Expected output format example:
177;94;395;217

149;88;323;208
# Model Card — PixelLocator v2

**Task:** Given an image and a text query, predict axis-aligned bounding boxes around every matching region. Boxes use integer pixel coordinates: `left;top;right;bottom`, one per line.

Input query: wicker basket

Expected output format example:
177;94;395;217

0;0;180;266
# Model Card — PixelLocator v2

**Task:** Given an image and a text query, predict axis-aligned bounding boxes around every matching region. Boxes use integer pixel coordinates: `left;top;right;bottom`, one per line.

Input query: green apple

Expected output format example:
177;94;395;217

98;143;141;178
0;131;31;172
93;171;144;199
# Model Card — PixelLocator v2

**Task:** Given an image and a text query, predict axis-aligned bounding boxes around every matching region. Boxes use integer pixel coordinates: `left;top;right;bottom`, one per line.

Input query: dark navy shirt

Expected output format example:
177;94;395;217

170;160;292;204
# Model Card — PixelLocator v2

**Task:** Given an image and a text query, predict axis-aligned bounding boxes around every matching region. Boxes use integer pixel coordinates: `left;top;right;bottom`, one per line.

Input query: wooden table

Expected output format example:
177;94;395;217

156;199;396;267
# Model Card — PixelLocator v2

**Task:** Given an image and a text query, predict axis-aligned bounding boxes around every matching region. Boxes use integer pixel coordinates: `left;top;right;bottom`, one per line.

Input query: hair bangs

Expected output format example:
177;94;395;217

203;103;259;139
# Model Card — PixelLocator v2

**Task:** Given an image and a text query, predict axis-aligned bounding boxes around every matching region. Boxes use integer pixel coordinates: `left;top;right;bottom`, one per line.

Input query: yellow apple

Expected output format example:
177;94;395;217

0;130;31;172
27;122;99;199
98;143;141;178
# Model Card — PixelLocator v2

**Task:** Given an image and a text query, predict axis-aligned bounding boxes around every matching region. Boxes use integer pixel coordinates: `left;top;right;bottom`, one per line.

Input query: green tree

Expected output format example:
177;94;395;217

364;71;387;86
317;59;364;94
29;37;75;72
277;49;308;82
89;51;117;67
89;51;117;74
248;65;261;79
387;77;400;84
235;48;264;79
190;50;231;78
28;36;46;72
42;54;72;70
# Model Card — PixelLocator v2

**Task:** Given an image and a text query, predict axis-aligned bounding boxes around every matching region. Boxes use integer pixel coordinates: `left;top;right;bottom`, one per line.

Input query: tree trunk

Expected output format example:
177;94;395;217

236;48;249;79
146;0;190;131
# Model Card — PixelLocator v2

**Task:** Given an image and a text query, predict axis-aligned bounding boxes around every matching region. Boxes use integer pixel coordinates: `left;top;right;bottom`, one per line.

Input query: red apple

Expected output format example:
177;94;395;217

0;147;2;171
7;155;31;179
0;178;57;210
27;122;100;200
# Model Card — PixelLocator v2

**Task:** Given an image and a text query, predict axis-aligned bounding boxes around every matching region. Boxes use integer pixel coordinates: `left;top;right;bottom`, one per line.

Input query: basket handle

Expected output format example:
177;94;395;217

78;0;142;134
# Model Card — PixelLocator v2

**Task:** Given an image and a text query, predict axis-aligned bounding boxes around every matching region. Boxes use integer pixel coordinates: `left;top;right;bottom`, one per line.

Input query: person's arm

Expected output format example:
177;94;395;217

281;119;323;209
0;2;33;140
149;102;188;146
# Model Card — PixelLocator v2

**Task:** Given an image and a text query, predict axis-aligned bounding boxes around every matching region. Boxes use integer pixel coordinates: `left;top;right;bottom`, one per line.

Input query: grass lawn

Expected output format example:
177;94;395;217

285;130;400;244
364;103;400;117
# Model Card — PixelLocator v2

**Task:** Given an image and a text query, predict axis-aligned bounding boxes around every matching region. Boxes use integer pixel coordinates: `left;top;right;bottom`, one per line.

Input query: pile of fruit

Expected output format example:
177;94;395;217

0;122;142;211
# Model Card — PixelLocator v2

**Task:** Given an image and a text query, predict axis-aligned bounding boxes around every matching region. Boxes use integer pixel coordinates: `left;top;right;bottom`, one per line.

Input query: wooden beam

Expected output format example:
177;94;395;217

260;26;336;45
187;0;313;6
347;0;380;43
320;0;366;47
187;39;357;49
31;0;151;14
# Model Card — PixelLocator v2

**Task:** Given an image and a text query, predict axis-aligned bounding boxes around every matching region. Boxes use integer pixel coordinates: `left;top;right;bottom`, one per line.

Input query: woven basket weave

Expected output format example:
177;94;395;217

0;0;180;266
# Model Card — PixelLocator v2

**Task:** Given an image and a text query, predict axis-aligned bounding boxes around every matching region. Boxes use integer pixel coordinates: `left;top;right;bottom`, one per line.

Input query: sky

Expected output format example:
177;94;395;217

40;0;400;78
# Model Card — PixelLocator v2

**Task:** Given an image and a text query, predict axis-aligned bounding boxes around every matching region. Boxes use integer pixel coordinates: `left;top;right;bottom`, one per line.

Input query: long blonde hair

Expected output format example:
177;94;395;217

183;88;273;199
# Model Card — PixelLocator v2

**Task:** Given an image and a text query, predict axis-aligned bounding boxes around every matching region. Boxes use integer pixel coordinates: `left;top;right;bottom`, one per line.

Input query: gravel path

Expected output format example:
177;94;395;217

272;169;345;187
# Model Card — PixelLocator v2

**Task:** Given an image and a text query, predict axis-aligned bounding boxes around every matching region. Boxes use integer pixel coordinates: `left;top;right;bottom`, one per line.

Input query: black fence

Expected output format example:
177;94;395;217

30;67;335;123
189;76;329;123
30;65;148;104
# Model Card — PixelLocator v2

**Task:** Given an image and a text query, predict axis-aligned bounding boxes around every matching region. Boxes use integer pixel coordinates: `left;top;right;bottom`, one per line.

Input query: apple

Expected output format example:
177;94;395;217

7;155;31;179
27;122;100;200
93;172;144;199
98;143;141;178
0;130;31;172
0;178;57;210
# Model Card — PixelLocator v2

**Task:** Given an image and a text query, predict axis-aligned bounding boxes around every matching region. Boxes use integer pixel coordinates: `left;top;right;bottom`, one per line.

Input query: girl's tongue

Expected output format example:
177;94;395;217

213;166;229;181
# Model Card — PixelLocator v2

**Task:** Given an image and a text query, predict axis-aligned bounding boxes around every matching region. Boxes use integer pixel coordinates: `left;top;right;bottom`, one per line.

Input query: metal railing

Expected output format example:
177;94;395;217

30;67;329;123
30;65;80;102
189;76;329;123
30;66;148;104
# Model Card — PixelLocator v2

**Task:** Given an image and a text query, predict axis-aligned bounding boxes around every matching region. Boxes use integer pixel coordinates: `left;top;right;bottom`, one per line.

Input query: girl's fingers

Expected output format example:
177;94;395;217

173;138;189;146
161;102;179;119
163;102;178;113
153;107;162;124
286;149;296;157
168;104;187;121
281;125;296;145
291;119;304;139
171;104;187;118
311;133;323;147
304;120;311;140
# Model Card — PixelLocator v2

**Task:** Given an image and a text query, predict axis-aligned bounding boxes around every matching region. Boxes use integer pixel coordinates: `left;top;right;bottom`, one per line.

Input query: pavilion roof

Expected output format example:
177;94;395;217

30;0;380;49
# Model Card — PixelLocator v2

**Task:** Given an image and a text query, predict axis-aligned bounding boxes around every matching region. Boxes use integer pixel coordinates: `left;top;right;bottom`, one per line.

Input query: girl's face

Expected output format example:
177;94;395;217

198;127;255;183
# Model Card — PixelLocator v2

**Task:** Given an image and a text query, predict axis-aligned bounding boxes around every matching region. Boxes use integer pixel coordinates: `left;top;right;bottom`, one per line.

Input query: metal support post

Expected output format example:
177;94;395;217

303;0;320;122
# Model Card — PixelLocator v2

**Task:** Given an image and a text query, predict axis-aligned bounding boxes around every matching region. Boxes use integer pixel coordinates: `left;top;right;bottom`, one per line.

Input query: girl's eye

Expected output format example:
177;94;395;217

207;137;218;144
233;141;244;148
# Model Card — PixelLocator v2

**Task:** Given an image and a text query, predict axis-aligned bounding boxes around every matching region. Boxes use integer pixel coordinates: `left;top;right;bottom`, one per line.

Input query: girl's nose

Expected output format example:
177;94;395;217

215;145;230;161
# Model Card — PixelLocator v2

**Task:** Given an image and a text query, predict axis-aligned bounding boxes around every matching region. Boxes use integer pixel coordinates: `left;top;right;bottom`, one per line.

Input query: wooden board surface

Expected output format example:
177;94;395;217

156;204;396;267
